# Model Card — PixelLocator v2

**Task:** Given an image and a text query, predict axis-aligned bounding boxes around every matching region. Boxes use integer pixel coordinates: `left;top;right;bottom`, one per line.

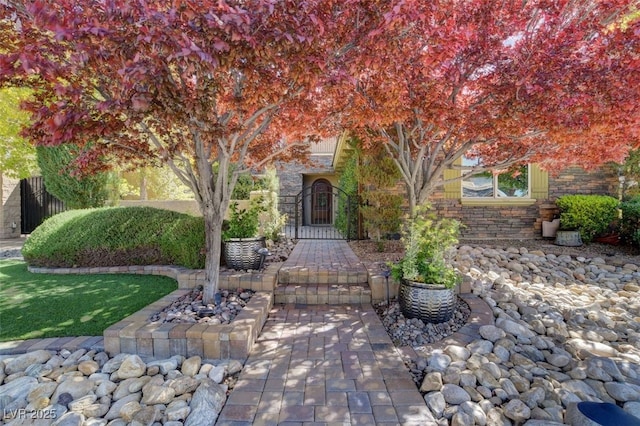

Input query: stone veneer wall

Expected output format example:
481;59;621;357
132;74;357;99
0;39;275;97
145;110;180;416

277;154;334;197
0;174;21;238
431;200;541;239
28;263;280;360
430;166;619;240
547;166;619;199
103;291;273;360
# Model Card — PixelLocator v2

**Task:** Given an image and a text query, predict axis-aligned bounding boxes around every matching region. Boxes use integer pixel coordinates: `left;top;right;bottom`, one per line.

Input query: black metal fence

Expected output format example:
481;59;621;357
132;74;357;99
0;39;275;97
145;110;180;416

20;176;65;234
278;185;358;240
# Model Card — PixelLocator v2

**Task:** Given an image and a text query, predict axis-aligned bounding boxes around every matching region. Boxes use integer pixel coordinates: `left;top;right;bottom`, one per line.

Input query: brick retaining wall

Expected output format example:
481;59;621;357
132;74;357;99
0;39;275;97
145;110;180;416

28;263;280;292
28;263;280;360
103;291;273;360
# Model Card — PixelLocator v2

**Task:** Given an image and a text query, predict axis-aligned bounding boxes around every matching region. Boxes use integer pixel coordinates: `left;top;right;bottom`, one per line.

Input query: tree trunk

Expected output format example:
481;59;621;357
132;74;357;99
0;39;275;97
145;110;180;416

407;184;418;218
202;204;224;305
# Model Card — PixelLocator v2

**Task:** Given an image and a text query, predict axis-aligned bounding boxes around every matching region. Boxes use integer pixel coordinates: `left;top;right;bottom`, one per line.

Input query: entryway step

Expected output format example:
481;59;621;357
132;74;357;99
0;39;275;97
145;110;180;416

278;265;368;285
274;283;372;305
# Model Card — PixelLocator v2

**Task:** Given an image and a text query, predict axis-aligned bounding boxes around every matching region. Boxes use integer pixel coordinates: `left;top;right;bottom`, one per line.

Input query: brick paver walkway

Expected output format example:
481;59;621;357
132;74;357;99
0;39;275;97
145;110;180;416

1;238;489;425
278;240;369;284
216;304;433;425
217;237;432;425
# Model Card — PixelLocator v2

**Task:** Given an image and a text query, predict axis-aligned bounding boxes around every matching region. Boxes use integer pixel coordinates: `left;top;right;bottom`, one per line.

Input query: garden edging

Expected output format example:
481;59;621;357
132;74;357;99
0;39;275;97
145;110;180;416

103;290;273;361
27;263;280;361
27;262;281;292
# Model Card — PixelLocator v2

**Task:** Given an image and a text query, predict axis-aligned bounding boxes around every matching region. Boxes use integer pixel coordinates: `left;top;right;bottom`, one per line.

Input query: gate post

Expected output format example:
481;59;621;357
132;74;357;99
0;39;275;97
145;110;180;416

294;194;299;240
346;194;351;242
1;174;21;238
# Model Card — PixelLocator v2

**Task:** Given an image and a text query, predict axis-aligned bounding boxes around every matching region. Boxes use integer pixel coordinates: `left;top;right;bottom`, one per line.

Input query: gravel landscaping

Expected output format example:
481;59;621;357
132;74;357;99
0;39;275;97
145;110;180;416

375;297;471;348
148;287;255;325
396;243;640;425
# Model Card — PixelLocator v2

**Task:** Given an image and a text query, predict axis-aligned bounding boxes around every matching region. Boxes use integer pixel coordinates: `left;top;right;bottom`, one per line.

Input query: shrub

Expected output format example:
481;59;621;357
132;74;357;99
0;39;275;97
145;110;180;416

334;150;359;239
36;143;110;209
620;196;640;246
556;195;619;243
222;200;262;240
258;167;288;241
231;173;257;200
359;150;403;242
390;205;462;288
22;207;205;268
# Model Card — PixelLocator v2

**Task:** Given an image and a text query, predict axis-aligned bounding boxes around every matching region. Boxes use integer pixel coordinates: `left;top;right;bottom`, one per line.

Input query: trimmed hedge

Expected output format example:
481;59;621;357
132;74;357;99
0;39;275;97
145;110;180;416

620;196;640;246
556;194;619;243
22;207;205;268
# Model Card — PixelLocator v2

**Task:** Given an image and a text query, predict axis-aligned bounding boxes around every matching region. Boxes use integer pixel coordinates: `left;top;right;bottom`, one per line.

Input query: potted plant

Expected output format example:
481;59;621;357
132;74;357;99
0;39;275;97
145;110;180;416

223;199;267;270
390;205;462;324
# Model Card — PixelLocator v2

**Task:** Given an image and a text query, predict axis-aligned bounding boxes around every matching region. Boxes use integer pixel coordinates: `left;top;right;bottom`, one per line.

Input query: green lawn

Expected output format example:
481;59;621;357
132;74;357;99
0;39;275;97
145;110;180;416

0;259;178;341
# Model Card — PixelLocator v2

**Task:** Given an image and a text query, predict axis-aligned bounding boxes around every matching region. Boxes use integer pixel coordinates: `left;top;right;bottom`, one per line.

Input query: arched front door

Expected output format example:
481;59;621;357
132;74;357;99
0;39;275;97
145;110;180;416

311;179;332;225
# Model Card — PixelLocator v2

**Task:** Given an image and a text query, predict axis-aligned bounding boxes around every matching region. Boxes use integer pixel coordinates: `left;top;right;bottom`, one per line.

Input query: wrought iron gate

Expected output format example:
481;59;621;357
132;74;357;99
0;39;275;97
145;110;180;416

279;184;358;240
20;176;65;234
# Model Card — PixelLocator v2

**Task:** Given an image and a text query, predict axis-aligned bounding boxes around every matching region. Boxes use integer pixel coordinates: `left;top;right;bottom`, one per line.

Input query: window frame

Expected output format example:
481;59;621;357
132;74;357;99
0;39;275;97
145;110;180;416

460;157;532;200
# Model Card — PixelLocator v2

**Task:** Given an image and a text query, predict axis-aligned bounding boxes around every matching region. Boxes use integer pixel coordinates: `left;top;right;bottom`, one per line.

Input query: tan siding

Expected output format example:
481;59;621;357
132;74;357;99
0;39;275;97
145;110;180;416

309;137;337;154
531;164;548;200
443;165;461;199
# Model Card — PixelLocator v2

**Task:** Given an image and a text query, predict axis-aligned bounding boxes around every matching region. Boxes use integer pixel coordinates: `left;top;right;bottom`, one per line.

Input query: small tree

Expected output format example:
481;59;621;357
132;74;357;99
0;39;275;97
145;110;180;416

619;149;640;200
36;143;109;209
340;1;640;216
358;147;403;248
334;148;359;240
0;1;346;304
259;167;287;242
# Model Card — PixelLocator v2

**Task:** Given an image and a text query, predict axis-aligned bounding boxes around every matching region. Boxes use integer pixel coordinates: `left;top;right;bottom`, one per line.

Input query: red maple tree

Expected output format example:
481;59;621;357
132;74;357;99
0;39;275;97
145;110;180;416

338;0;640;214
0;0;346;303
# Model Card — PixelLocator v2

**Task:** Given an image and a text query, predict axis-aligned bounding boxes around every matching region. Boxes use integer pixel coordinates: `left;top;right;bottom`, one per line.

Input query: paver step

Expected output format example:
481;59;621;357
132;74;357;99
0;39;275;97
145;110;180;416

274;282;372;305
278;265;368;285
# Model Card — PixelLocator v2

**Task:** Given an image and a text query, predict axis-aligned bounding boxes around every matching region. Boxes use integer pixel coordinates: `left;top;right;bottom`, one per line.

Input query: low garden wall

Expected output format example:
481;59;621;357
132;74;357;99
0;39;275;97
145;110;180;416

27;263;280;360
103;291;273;360
27;262;281;292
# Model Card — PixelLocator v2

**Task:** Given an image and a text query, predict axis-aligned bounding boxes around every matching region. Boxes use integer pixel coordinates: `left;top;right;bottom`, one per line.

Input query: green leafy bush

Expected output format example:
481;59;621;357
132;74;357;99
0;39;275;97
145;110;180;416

556;195;619;243
390;205;462;288
359;151;403;243
222;200;263;240
334;150;359;239
620;196;640;246
258;167;288;241
22;207;205;268
36;143;111;209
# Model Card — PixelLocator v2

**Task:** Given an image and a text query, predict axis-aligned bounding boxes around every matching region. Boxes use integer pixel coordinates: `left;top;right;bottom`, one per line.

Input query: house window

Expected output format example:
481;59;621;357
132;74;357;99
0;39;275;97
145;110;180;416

461;156;530;198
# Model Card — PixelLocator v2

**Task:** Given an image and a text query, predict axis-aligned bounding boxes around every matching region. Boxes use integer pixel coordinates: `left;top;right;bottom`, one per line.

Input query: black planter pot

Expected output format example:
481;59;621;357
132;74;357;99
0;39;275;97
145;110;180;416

223;237;267;270
399;279;456;324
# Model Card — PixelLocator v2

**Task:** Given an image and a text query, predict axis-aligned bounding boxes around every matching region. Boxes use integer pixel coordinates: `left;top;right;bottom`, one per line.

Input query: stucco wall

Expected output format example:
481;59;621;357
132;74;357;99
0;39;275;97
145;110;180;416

0;174;21;238
119;191;271;221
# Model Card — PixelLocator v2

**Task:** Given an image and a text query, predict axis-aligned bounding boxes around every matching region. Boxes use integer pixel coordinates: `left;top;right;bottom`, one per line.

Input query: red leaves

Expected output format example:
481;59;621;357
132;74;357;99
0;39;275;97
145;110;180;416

1;0;637;185
131;94;150;112
337;0;639;175
0;0;346;176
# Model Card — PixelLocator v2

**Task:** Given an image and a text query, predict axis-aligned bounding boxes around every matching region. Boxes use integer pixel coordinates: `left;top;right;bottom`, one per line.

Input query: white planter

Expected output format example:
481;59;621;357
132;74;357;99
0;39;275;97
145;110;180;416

542;218;560;238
